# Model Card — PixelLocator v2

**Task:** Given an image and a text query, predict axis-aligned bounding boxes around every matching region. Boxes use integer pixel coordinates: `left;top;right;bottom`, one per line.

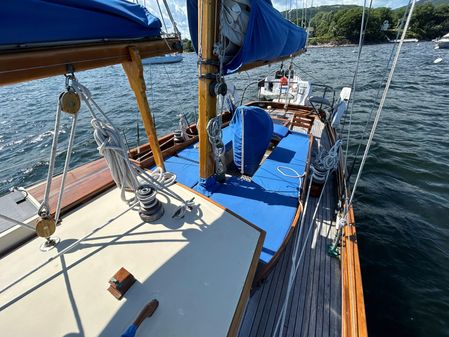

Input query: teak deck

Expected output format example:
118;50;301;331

237;121;342;337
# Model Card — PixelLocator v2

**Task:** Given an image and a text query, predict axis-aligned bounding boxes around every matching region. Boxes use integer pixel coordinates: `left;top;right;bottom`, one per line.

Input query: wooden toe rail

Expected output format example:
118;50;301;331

341;206;368;337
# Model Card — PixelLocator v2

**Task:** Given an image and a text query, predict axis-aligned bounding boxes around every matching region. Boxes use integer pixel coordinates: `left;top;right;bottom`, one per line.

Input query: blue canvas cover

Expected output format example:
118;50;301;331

231;106;273;176
187;0;307;74
0;0;161;47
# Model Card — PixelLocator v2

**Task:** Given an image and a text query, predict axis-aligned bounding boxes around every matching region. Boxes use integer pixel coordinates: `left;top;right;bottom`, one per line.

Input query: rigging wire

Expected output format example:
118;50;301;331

160;0;181;38
155;0;169;34
342;0;372;165
347;1;412;179
347;0;416;209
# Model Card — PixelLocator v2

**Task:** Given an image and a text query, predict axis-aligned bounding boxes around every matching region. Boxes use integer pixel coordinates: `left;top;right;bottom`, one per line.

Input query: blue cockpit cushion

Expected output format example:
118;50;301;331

273;123;290;140
231;106;273;176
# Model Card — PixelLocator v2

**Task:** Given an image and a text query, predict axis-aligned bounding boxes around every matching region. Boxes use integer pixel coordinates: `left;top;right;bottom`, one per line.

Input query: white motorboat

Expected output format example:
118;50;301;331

436;33;449;49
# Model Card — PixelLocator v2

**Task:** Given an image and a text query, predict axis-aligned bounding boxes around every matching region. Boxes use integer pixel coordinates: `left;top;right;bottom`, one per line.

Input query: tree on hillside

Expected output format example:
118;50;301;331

296;3;449;44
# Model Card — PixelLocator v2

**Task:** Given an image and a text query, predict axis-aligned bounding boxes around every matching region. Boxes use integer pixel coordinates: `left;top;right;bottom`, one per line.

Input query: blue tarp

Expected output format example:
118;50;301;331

187;0;308;74
231;106;273;176
0;0;161;47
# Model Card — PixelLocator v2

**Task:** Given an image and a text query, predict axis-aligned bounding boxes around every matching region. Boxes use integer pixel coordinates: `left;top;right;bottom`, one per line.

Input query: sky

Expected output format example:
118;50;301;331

143;0;410;39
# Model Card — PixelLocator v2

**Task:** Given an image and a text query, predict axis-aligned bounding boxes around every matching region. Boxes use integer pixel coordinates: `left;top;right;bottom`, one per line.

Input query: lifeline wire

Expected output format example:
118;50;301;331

347;0;416;208
347;0;413;179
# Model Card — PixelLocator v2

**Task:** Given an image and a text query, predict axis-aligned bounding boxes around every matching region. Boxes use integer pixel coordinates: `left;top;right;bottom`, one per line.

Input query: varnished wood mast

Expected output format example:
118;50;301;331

0;38;180;169
197;0;219;179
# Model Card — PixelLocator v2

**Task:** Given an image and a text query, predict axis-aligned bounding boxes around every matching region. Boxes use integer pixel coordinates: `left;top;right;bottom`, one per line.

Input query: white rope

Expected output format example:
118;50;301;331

273;168;331;337
38;99;62;217
70;77;196;218
276;166;305;199
347;0;411;178
0;213;35;232
207;116;225;176
54;112;78;223
91;118;139;203
155;0;169;34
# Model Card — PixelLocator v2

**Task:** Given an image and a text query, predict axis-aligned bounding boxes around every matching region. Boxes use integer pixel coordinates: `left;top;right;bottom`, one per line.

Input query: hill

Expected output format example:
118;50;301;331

284;2;449;45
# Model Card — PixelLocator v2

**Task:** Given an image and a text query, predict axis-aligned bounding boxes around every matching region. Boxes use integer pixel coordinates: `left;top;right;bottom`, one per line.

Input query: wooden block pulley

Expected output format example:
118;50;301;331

34;216;56;238
59;89;80;114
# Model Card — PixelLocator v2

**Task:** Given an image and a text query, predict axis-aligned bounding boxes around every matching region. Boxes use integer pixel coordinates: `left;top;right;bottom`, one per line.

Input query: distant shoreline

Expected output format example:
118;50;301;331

307;43;357;48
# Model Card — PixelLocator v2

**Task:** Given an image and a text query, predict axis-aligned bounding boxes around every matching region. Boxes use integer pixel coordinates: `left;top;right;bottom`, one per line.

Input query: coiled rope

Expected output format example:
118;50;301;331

207;117;226;177
70;77;194;218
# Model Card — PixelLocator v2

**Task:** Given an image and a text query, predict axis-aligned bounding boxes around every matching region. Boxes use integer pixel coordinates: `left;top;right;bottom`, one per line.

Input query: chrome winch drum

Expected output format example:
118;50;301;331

136;184;164;222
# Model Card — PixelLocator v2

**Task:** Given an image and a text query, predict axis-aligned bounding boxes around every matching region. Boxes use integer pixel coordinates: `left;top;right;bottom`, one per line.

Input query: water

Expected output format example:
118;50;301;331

1;42;448;336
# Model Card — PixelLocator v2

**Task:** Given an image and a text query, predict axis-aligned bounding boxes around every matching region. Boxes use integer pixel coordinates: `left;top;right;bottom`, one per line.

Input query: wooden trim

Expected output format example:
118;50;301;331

122;47;165;169
0;38;181;86
227;225;264;337
341;206;368;337
175;183;266;337
327;120;368;337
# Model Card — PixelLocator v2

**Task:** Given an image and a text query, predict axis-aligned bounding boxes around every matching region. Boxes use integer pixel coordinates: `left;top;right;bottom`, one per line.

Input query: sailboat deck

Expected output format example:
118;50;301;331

237;121;342;337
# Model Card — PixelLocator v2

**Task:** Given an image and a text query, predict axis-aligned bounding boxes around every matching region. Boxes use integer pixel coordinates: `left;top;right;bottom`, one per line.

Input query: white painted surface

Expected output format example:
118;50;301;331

0;184;262;337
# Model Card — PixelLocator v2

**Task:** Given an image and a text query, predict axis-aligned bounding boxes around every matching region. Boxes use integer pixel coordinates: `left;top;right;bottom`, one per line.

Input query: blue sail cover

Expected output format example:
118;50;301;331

187;0;307;74
0;0;161;47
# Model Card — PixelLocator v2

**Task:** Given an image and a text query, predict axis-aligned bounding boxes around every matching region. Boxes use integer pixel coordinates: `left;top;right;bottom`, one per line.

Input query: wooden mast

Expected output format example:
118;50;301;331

122;47;165;170
197;0;219;179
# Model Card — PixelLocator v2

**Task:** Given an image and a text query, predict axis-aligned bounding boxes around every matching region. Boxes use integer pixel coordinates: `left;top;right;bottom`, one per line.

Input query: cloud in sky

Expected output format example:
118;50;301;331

143;0;409;39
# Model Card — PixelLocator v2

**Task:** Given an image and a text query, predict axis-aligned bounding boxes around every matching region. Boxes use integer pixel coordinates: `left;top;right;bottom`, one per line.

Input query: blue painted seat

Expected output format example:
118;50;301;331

273;123;290;139
151;144;199;188
252;131;309;198
210;131;310;264
209;176;298;264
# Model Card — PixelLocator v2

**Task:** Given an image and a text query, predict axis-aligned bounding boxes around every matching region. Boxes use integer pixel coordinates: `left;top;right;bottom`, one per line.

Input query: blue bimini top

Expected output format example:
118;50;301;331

0;0;161;48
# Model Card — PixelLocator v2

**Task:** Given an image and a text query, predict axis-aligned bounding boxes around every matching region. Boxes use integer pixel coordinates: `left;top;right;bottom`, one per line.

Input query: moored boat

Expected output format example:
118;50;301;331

435;33;449;49
142;53;183;65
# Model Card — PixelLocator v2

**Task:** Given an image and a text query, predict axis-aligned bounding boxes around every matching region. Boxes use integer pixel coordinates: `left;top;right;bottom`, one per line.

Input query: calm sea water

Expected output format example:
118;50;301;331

0;42;448;337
